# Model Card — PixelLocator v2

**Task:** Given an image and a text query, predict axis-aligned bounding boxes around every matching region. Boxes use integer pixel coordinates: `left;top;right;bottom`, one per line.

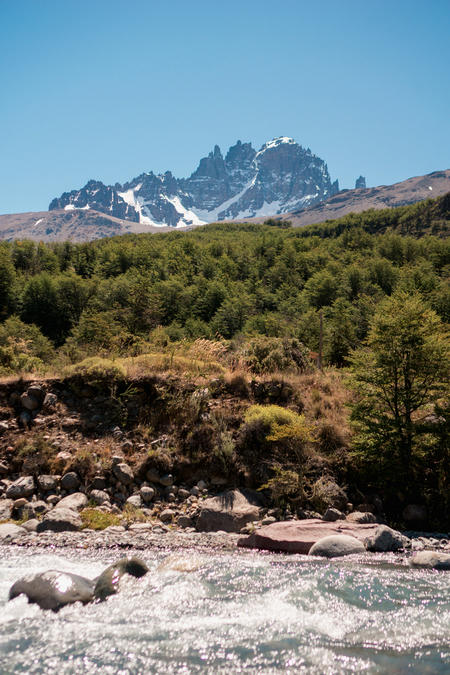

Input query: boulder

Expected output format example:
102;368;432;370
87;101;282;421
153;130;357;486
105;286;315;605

140;486;155;503
322;507;344;522
9;570;95;611
27;386;46;404
309;534;366;558
37;474;60;491
43;392;58;409
19;411;32;428
20;392;39;411
33;500;49;514
6;476;35;499
0;523;26;541
159;473;174;487
238;519;382;554
145;468;160;483
112;462;134;486
94;557;149;601
60;472;80;492
126;495;142;508
91;476;107;490
364;525;406;552
0;498;13;520
196;489;263;533
37;507;82;533
346;511;378;524
57;492;88;511
89;489;110;505
177;515;193;528
23;518;39;532
160;508;175;523
408;551;450;570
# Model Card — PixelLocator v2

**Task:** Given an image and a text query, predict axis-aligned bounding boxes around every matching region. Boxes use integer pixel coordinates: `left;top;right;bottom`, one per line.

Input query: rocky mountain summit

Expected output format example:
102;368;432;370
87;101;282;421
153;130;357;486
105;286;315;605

49;137;339;229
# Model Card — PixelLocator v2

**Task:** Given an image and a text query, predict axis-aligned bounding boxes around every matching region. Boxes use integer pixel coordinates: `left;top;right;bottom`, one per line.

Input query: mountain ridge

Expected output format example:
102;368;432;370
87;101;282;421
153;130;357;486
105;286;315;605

48;137;339;229
257;169;450;227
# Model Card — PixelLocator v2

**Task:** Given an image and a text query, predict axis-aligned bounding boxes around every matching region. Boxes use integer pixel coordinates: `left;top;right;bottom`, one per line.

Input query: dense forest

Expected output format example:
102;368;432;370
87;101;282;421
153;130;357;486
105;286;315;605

0;195;448;371
0;195;448;526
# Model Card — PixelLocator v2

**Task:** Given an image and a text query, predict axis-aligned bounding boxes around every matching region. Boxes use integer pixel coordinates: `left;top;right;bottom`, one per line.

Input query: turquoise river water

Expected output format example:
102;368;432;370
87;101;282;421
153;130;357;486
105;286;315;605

0;547;449;674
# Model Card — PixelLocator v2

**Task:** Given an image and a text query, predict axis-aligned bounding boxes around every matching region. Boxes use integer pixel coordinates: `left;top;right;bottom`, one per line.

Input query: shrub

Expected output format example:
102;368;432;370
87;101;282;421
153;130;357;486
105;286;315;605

242;337;310;374
0;316;54;375
65;357;126;390
260;464;305;504
80;508;121;530
244;405;314;445
238;404;315;485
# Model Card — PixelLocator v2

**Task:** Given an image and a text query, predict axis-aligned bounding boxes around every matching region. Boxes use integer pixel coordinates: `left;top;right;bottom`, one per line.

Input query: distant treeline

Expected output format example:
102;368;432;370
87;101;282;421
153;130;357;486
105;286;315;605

0;194;449;371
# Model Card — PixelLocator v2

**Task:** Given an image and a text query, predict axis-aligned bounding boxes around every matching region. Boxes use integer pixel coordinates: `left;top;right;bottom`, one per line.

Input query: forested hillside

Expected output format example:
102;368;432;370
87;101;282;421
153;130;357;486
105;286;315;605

0;196;448;372
0;195;449;527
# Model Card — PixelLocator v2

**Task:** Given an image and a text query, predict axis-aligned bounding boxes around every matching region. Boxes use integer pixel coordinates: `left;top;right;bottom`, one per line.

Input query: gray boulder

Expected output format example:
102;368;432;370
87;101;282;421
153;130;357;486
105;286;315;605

33;500;49;515
126;495;142;508
0;523;26;541
20;392;39;411
409;551;450;570
364;525;406;552
23;518;39;532
160;508;175;523
140;486;155;503
112;462;134;486
89;489;110;505
0;498;13;520
37;507;82;532
9;570;95;611
37;475;60;491
322;507;344;522
309;534;366;558
60;472;80;491
177;515;193;528
57;492;88;511
94;557;149;601
196;489;263;533
27;385;46;404
6;476;35;499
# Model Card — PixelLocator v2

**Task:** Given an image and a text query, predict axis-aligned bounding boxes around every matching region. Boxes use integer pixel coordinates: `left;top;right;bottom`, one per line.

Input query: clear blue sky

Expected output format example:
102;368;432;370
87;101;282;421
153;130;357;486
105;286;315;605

1;0;449;214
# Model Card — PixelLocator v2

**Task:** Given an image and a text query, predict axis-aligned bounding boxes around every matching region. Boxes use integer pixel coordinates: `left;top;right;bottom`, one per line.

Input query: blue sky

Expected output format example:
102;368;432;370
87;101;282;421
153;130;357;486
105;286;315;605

1;0;449;214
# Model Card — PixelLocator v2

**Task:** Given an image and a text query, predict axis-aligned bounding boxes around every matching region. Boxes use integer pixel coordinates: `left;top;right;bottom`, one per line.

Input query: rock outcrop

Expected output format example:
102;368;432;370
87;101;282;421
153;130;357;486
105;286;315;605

408;551;450;570
238;519;387;554
196;488;263;532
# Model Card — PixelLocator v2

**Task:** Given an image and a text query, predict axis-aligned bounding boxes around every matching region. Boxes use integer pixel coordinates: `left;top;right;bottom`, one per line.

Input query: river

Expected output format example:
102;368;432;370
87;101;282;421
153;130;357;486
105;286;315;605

1;547;449;674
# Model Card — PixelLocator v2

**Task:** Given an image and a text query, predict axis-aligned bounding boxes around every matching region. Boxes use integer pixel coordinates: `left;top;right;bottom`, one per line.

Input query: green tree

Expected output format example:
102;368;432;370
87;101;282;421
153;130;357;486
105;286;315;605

349;292;449;489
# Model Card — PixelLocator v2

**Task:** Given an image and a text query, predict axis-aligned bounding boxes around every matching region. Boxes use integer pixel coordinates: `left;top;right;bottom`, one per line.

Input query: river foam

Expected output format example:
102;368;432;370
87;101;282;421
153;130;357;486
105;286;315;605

1;547;449;674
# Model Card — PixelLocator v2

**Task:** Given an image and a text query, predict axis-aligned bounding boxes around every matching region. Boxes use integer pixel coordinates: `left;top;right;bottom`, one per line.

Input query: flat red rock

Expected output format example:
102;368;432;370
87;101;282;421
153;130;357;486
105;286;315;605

238;519;381;554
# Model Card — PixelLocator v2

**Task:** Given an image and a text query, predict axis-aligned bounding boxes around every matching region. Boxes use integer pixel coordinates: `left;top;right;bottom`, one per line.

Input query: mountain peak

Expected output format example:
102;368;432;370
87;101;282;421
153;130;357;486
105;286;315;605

258;137;296;152
49;137;338;228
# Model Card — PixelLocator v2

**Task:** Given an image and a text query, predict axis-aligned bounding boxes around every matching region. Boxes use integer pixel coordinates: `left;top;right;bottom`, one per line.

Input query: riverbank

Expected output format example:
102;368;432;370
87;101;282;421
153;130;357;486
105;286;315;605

2;524;450;555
